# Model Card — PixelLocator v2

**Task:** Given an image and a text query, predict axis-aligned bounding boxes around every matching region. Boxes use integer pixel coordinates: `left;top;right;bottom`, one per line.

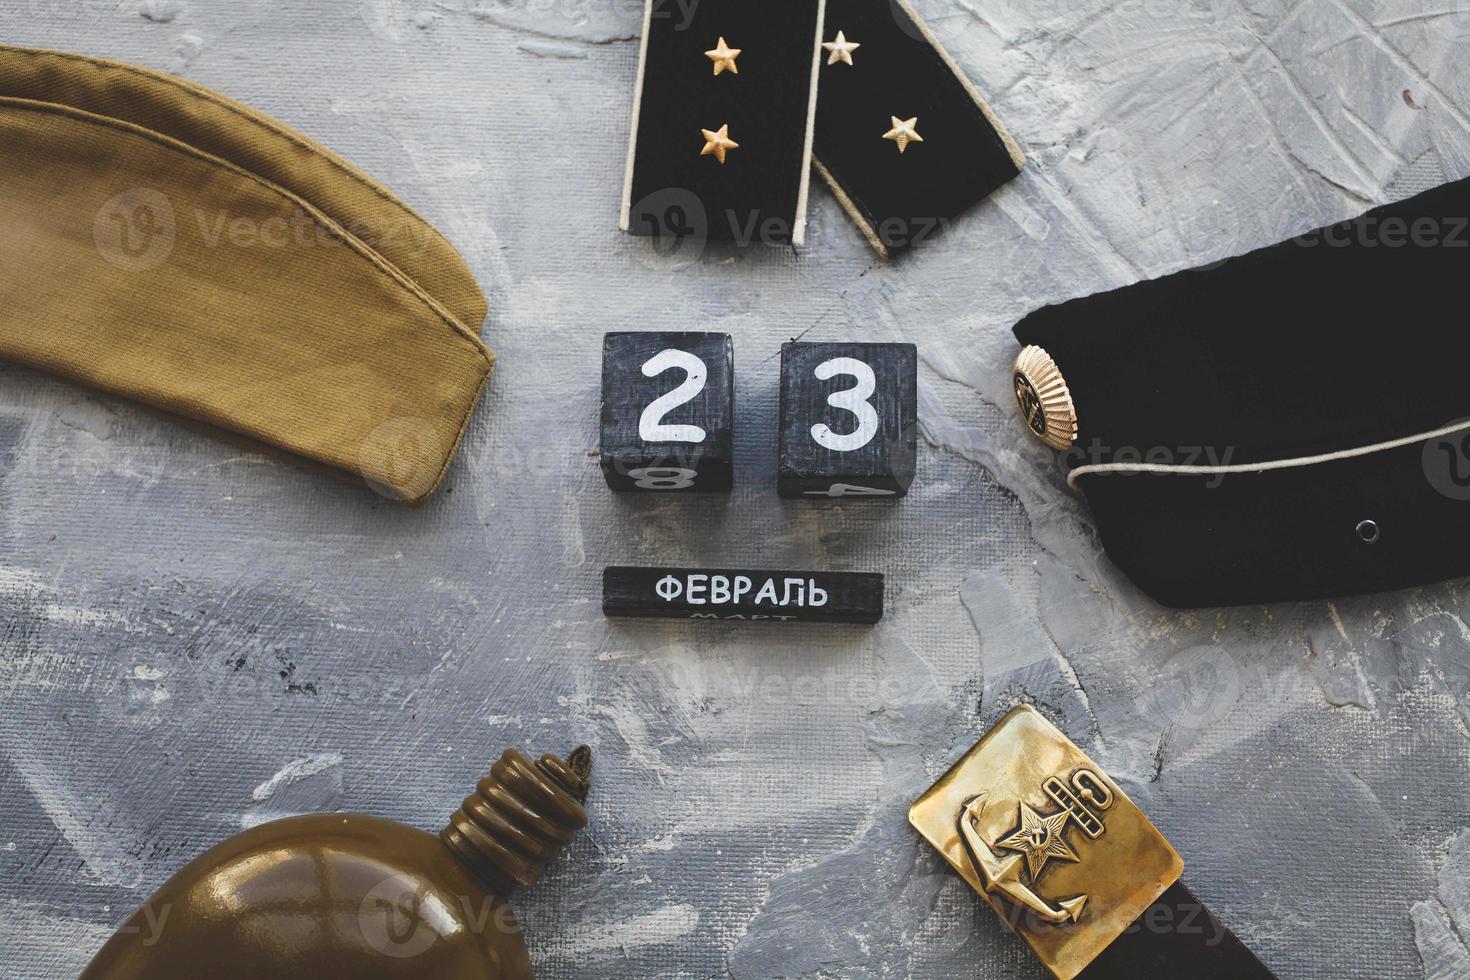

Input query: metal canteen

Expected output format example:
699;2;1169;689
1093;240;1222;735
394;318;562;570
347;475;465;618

79;747;591;980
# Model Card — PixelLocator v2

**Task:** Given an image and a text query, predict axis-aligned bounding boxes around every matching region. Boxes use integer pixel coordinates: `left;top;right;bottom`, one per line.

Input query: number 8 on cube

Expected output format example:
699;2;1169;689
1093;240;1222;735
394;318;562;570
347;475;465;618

778;342;917;499
601;332;735;492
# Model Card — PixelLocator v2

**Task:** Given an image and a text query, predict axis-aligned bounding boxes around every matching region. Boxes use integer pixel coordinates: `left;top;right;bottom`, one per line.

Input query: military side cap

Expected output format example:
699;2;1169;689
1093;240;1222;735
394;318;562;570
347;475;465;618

1012;176;1470;607
0;44;491;506
813;0;1024;256
621;0;825;247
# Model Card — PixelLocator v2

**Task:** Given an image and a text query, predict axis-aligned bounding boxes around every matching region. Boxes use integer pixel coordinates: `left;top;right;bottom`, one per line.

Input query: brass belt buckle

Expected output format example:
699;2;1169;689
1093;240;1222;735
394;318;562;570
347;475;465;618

909;705;1183;979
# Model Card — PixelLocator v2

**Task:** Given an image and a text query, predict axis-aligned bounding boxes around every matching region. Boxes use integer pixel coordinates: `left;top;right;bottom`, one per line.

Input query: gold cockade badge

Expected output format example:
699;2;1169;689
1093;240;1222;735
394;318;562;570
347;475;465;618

910;705;1183;980
1013;345;1077;450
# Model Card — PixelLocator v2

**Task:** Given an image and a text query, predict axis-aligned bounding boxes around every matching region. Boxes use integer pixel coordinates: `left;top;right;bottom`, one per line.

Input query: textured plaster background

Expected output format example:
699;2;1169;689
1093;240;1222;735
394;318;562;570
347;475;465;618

2;0;1470;977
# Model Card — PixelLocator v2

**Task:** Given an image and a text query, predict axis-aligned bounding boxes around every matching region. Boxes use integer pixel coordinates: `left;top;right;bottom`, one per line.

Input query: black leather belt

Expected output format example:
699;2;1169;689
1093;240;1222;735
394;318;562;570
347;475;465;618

911;705;1275;979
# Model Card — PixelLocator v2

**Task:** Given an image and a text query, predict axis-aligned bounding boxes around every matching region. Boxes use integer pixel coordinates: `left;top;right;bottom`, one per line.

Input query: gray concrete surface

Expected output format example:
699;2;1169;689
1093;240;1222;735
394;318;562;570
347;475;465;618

3;0;1470;977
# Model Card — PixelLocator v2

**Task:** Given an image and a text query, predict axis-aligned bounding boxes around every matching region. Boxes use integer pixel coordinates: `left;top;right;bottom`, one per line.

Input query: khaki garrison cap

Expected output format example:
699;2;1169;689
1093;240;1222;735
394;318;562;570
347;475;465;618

0;44;492;505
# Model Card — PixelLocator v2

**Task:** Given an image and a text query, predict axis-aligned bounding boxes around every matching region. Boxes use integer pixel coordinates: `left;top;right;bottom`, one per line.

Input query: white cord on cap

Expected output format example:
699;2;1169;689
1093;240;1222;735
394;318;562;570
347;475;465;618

1067;419;1470;489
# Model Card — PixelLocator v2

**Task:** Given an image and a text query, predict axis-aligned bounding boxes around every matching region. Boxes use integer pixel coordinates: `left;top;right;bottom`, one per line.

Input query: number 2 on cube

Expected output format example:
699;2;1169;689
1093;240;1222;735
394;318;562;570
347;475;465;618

632;349;704;490
640;349;707;444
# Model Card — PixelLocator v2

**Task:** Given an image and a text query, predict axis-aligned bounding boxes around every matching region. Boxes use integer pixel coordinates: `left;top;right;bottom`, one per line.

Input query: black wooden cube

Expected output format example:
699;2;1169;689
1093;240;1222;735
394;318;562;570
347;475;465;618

601;332;735;492
778;342;917;499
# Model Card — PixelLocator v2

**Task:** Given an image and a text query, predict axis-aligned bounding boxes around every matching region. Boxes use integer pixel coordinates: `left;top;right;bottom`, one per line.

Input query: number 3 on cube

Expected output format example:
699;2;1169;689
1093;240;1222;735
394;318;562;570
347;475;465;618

778;342;917;500
600;332;735;492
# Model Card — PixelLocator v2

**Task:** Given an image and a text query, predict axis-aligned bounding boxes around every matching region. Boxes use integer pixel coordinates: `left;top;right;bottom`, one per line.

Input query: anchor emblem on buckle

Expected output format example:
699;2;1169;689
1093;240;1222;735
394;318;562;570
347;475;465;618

958;769;1114;925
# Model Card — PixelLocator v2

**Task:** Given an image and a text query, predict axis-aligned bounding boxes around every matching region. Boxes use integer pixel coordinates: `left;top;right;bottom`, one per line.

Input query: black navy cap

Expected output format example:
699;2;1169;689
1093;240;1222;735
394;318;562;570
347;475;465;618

813;0;1024;256
621;0;825;247
1012;176;1470;607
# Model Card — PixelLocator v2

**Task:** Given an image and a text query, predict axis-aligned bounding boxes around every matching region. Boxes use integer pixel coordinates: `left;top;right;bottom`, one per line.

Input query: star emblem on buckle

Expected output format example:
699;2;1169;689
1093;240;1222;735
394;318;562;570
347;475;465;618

997;800;1082;879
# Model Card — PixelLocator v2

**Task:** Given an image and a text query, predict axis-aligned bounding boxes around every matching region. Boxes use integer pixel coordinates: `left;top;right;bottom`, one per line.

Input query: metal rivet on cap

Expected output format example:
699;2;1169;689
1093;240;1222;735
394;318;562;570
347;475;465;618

1013;345;1078;451
1357;519;1380;544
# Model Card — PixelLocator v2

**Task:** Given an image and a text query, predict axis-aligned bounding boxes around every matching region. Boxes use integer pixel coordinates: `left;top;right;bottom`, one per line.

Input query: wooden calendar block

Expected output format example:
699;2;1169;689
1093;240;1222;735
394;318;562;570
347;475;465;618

603;566;884;624
777;342;917;499
601;332;735;492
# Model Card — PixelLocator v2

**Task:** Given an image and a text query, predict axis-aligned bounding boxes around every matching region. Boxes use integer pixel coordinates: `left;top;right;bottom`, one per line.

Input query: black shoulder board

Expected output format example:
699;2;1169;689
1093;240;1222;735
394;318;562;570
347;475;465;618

621;0;826;247
813;0;1024;256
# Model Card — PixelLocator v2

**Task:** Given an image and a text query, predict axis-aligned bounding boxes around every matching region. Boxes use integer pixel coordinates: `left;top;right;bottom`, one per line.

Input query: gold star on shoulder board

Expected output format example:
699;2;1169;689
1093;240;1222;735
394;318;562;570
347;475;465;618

883;116;924;154
822;30;860;66
997;802;1080;881
705;37;741;76
700;124;739;165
